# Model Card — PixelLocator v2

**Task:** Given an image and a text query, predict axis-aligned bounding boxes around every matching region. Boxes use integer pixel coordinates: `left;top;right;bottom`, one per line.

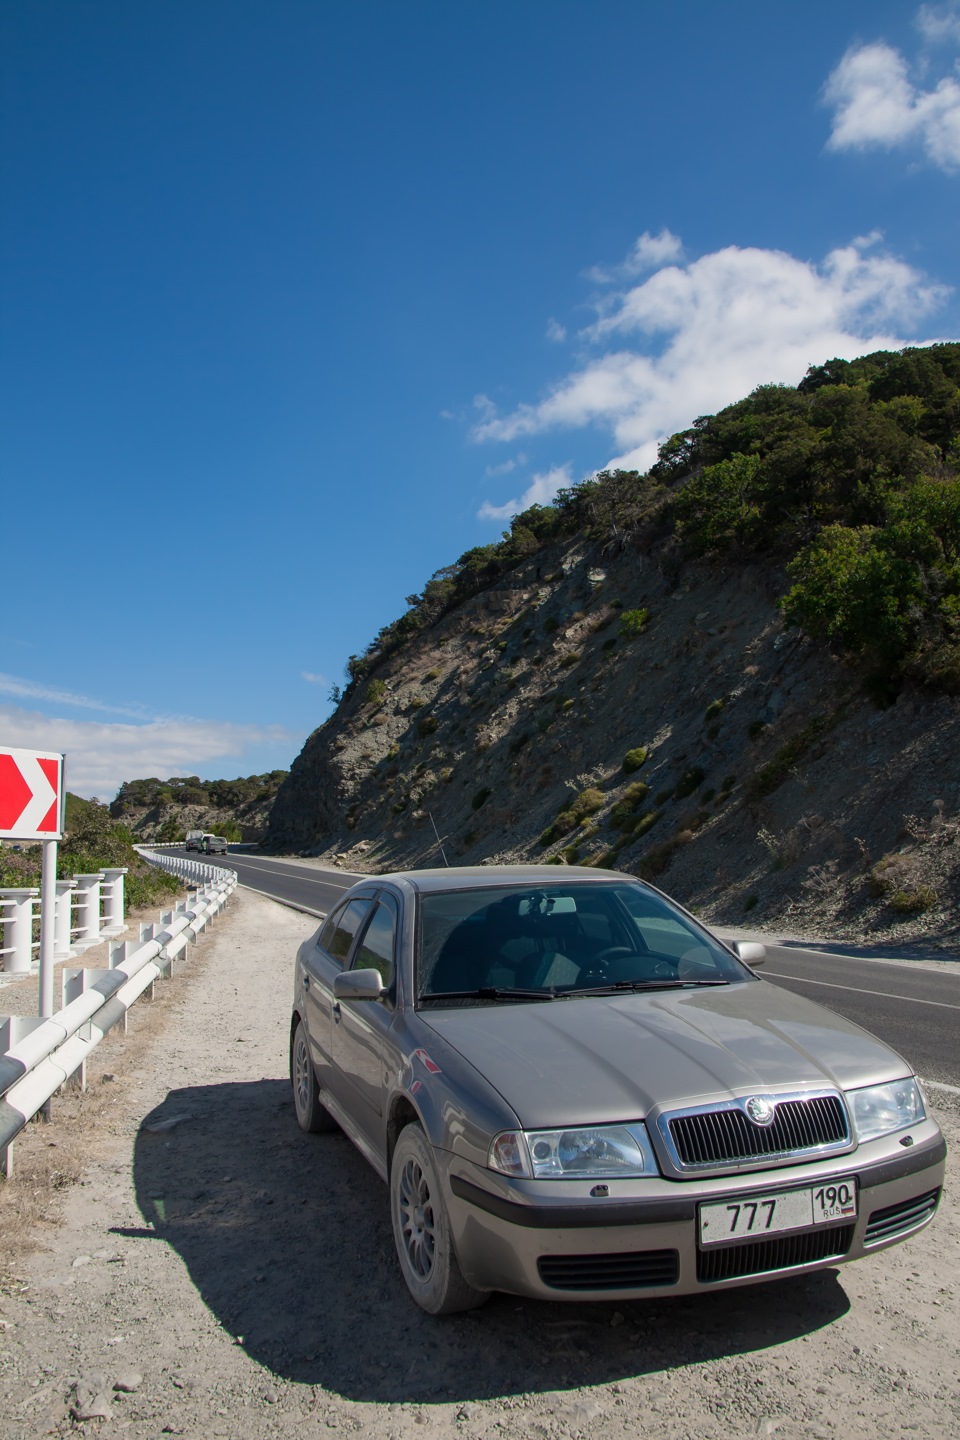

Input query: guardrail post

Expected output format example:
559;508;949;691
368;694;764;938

72;873;105;952
54;880;78;960
109;942;131;1030
0;889;39;974
1;1015;46;1173
100;868;128;938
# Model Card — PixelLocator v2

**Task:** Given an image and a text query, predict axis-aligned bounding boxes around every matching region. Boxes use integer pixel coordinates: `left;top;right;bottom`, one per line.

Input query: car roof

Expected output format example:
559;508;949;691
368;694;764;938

370;864;638;896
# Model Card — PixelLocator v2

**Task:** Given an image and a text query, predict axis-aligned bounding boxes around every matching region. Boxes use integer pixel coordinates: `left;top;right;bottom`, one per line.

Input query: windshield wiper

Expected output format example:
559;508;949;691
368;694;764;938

564;979;731;996
419;986;557;1003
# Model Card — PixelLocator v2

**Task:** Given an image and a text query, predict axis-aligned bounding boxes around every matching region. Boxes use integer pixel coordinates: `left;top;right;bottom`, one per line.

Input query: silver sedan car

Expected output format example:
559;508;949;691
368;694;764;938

289;867;945;1314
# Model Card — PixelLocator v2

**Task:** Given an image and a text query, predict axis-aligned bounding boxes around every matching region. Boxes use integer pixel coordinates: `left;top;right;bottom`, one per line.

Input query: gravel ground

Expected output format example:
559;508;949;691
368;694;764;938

0;887;957;1440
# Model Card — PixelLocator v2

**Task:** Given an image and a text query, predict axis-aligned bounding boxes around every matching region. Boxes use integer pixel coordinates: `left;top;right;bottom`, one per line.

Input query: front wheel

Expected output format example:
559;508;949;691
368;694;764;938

290;1019;338;1133
390;1124;489;1314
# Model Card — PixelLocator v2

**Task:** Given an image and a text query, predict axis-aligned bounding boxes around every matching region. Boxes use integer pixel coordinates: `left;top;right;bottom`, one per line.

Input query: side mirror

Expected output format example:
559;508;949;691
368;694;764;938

732;940;766;968
333;968;387;1001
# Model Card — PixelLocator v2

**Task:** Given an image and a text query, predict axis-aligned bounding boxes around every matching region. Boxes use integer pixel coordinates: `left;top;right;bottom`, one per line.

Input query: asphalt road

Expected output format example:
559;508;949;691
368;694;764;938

162;848;960;1088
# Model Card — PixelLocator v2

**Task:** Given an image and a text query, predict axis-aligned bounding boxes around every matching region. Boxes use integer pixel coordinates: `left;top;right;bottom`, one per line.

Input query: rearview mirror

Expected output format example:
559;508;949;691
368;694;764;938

333;968;387;1001
731;940;766;968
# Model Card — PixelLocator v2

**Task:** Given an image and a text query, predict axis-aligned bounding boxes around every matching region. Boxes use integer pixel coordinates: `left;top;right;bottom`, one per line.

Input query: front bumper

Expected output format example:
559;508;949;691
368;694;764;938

440;1123;946;1300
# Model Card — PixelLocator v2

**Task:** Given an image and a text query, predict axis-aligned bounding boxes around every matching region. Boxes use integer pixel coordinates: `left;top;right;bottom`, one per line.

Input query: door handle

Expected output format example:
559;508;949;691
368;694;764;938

303;973;311;988
333;1001;342;1022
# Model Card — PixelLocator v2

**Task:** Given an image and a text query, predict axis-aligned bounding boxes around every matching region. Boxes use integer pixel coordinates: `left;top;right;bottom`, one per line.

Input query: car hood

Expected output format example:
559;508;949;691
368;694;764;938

419;980;910;1127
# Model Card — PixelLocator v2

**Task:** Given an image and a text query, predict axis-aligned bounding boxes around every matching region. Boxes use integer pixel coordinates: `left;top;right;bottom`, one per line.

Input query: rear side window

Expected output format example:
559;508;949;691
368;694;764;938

353;896;399;989
319;898;373;968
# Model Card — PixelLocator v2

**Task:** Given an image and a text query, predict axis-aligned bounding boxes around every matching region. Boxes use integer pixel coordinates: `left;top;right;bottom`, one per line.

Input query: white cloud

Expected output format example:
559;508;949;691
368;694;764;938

478;465;573;523
546;317;567;343
587;229;684;283
484;452;527;477
0;703;296;800
917;3;960;45
301;671;326;684
471;234;947;474
0;671;152;720
825;36;960;171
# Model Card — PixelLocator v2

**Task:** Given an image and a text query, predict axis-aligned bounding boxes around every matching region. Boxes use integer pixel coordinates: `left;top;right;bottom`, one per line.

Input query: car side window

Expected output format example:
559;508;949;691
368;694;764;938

319;898;373;969
353;895;398;989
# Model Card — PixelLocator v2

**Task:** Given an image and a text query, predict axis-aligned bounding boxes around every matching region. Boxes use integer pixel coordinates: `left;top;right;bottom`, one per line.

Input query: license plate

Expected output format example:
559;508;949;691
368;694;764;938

699;1177;857;1246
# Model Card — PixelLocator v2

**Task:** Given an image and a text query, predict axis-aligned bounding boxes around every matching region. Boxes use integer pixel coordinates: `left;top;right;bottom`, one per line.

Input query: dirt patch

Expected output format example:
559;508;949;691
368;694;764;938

0;889;957;1439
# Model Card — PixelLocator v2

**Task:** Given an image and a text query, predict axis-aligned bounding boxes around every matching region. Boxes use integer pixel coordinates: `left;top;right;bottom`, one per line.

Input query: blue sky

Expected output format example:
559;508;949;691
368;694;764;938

3;0;960;797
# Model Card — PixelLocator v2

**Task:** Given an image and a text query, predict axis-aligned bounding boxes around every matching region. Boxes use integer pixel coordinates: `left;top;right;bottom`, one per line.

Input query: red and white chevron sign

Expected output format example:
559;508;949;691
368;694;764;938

0;747;64;840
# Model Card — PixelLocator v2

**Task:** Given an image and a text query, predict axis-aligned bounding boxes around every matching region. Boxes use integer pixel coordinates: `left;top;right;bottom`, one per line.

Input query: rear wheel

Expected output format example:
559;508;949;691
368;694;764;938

390;1123;489;1314
291;1019;337;1133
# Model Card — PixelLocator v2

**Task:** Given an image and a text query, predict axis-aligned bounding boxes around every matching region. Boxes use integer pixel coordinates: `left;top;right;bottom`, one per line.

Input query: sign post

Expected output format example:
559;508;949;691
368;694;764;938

0;746;65;1017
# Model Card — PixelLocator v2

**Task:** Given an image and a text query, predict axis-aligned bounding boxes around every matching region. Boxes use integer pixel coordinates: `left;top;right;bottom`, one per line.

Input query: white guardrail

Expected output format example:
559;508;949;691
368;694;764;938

0;851;236;1179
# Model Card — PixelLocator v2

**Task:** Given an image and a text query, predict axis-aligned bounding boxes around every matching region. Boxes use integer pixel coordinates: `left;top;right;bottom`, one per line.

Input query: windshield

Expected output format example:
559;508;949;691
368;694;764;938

416;881;750;1003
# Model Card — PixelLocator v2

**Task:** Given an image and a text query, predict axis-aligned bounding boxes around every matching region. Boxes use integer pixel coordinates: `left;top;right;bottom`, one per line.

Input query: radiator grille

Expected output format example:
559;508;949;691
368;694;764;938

865;1189;940;1245
538;1249;679;1291
668;1094;849;1169
697;1224;854;1283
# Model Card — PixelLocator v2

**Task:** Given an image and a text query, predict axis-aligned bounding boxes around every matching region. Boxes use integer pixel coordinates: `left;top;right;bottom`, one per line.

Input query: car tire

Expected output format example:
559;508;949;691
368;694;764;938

390;1122;489;1314
291;1019;338;1133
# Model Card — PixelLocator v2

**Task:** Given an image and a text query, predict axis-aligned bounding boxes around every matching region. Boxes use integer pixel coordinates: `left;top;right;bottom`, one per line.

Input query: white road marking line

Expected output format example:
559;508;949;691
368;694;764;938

921;1078;960;1095
764;971;960;1011
236;884;327;918
229;858;354;886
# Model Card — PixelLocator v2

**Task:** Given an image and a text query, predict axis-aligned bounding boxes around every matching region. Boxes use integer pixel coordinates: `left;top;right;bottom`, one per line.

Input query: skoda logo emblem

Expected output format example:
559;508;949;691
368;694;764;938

745;1096;775;1126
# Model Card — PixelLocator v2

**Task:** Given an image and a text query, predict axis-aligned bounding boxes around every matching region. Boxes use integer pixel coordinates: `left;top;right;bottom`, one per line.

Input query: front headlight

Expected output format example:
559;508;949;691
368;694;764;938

488;1123;658;1179
848;1077;925;1142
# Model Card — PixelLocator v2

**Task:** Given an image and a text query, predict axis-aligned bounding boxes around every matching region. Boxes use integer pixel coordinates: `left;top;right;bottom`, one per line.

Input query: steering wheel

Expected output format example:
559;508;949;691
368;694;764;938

576;946;637;985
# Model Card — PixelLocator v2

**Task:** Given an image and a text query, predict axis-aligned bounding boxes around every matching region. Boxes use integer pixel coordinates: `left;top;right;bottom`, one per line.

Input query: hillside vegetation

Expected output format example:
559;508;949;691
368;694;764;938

268;344;960;943
0;794;182;914
110;770;288;843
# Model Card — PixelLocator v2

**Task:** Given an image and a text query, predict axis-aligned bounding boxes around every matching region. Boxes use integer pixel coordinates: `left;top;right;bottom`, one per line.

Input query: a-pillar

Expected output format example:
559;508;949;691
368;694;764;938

72;873;105;952
100;867;128;938
0;889;39;974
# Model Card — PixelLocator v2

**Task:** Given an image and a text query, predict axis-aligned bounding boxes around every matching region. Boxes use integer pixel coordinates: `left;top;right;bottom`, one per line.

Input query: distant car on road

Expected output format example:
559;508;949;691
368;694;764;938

185;830;204;852
199;834;228;855
290;866;945;1314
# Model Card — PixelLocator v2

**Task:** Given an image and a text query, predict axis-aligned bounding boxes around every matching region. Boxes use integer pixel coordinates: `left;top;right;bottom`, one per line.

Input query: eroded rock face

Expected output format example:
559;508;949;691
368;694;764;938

266;537;960;944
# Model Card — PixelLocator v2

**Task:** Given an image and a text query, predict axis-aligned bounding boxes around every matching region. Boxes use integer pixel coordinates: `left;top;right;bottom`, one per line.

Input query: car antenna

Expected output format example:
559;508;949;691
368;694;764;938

427;810;450;868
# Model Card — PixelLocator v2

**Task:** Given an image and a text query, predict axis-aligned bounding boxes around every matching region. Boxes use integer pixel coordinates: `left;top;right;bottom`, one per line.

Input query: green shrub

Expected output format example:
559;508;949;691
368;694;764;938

440;767;453;783
569;787;604;822
559;651;581;667
619;608;650;639
610;782;650;828
544;615;560;633
637;829;693;880
472;787;492;811
888;887;937;913
622;746;648;773
746;712;838;800
743;894;759;912
562;845;581;864
654;788;674;806
386;742;400;760
424;668;441;681
365;678;387;707
633;809;661;837
545;854;564;865
704;698;726;722
408;694;427;709
418;715;438;736
674;766;706;799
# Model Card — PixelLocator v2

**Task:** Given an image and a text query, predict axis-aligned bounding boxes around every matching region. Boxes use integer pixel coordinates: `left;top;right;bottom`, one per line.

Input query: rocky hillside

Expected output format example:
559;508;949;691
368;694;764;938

268;345;960;945
110;772;287;844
